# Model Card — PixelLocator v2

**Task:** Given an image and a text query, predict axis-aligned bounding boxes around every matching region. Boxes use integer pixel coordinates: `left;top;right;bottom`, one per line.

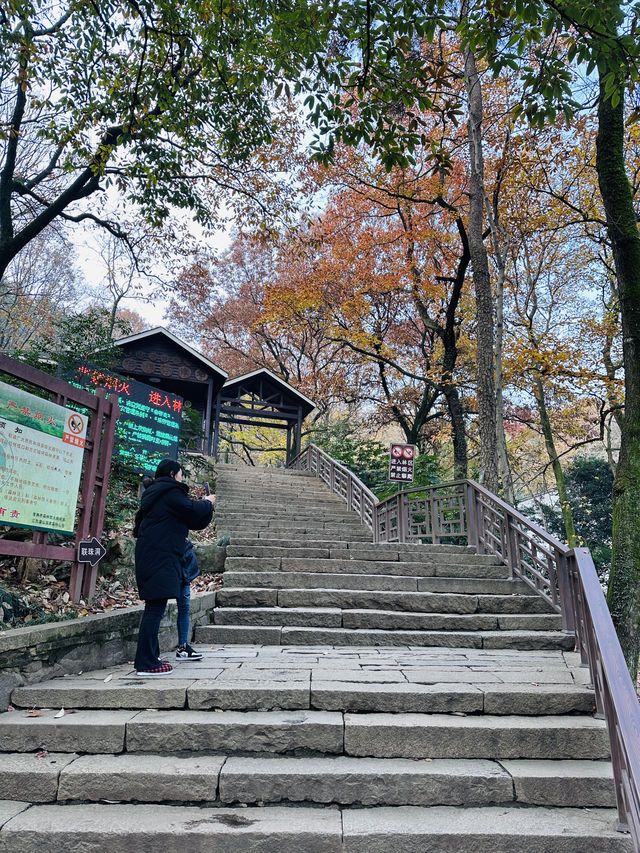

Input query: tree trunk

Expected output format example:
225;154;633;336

442;383;468;479
532;375;577;547
596;79;640;679
463;37;498;492
495;261;515;503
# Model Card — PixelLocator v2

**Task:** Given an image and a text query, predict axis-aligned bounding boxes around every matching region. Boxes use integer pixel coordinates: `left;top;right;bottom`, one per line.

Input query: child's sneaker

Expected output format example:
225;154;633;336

175;643;203;661
136;661;173;676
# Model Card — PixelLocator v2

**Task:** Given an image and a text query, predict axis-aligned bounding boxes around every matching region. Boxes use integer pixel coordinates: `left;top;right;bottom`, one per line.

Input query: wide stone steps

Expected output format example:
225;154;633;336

197;623;575;649
220;573;547;597
216;585;546;608
217;493;356;507
226;544;480;559
1;464;625;852
8;667;596;716
224;556;508;579
0;708;609;759
218;523;373;541
229;537;478;554
210;606;562;631
0;752;616;808
0;801;631;853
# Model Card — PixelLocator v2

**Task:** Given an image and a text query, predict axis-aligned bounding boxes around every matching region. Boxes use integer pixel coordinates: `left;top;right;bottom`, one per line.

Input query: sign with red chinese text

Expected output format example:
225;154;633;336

0;380;88;534
389;443;417;483
68;365;182;473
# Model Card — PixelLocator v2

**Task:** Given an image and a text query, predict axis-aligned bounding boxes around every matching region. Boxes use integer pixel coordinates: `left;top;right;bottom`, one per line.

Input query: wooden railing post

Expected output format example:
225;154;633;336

466;482;478;549
430;488;439;544
556;549;576;634
504;511;517;581
397;492;407;543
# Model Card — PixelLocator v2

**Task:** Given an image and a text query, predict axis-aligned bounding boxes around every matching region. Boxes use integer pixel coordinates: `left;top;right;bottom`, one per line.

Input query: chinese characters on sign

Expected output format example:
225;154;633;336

68;365;182;473
389;443;417;483
77;537;107;566
0;380;87;535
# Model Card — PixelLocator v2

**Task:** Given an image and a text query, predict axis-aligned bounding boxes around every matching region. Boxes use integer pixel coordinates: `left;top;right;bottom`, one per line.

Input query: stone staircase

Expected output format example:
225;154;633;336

0;463;631;852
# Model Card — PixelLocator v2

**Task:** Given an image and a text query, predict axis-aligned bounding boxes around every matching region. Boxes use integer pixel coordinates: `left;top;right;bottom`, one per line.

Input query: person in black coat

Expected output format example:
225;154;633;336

133;459;215;676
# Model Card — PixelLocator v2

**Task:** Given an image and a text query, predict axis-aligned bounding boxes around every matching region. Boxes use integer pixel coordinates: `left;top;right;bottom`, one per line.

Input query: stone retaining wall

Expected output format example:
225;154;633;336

0;592;216;710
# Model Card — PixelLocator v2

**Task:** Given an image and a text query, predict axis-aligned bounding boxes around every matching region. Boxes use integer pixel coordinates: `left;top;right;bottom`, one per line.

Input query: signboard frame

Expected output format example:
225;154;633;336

389;443;417;484
67;363;183;473
0;354;119;601
0;380;89;535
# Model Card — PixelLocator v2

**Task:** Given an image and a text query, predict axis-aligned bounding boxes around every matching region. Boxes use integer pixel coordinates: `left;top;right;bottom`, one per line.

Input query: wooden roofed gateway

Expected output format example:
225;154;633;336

113;328;228;455
213;368;315;465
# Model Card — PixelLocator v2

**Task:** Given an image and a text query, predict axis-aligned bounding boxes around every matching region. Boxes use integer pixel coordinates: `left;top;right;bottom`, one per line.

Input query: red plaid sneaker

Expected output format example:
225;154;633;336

136;661;173;677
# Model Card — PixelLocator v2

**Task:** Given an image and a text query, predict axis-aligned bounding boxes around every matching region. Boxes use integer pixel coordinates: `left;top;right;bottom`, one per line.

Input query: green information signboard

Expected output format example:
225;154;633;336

68;365;183;473
0;380;88;534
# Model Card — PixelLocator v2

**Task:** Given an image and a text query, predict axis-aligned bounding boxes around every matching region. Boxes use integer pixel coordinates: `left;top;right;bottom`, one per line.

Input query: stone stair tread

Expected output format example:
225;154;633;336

222;572;549;602
0;802;344;852
341;805;631;851
211;606;562;632
0;753;615;809
224;557;507;578
0;802;629;852
0;708;608;759
228;537;476;554
9;667;595;715
197;624;574;650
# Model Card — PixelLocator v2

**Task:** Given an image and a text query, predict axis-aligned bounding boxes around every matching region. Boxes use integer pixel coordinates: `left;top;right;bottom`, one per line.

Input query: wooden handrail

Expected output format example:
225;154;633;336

288;444;640;846
569;548;640;840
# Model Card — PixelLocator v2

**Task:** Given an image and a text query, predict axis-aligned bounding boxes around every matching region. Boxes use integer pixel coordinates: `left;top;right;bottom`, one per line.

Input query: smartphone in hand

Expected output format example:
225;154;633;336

204;481;210;495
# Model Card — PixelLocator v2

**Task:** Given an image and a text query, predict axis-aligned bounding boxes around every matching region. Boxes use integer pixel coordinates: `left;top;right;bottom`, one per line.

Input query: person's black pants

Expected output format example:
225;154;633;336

134;598;168;669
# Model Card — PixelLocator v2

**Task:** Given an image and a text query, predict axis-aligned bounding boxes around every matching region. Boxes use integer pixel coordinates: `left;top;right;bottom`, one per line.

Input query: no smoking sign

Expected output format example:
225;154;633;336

389;443;417;482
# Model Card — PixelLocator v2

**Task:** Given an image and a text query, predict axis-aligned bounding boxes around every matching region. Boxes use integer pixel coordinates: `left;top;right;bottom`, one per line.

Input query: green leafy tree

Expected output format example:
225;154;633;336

17;306;131;374
313;417;440;499
0;0;319;279
541;457;614;583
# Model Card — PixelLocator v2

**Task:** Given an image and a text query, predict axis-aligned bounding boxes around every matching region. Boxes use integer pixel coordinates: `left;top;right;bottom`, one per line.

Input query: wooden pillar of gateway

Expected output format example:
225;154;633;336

212;392;222;460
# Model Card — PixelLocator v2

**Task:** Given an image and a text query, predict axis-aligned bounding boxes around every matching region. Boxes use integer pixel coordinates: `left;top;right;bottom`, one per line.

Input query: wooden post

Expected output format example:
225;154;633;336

205;377;214;455
212;393;222;459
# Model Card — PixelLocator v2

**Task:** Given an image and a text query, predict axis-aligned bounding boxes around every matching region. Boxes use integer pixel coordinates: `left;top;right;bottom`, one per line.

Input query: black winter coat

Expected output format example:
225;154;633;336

134;476;213;600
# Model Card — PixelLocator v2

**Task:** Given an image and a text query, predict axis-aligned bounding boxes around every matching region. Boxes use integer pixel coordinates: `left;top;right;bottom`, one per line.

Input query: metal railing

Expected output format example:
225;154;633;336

289;444;640;846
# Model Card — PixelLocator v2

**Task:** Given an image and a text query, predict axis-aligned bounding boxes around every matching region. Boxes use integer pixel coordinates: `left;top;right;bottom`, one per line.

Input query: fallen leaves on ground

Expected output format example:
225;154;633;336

1;556;223;630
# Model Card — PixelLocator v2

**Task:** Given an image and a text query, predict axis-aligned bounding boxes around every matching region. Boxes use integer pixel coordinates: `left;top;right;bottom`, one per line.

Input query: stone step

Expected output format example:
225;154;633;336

9;676;595;717
226;547;503;567
220;516;369;527
224;557;508;579
216;756;618;809
221;570;439;591
218;524;373;541
216;584;539;608
0;753;615;809
217;494;351;505
226;544;482;561
219;580;553;612
218;491;342;501
0;709;608;759
228;537;477;554
9;676;596;716
0;802;630;852
218;514;360;527
211;607;562;632
196;624;576;650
